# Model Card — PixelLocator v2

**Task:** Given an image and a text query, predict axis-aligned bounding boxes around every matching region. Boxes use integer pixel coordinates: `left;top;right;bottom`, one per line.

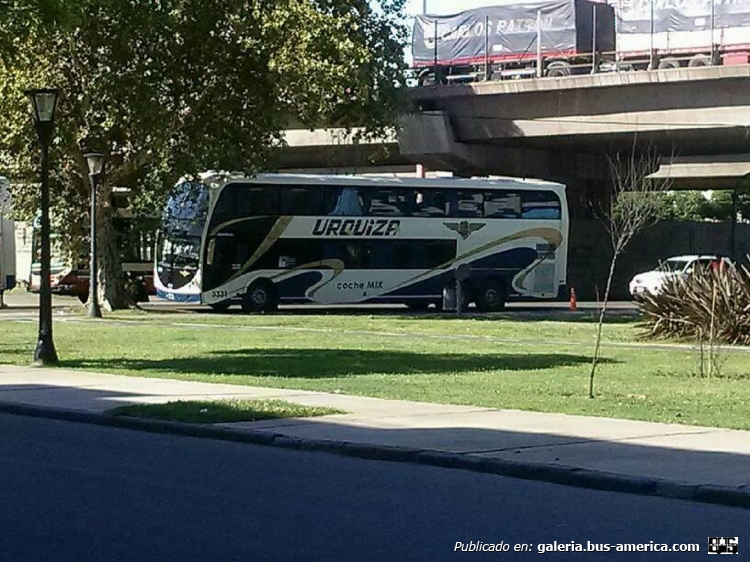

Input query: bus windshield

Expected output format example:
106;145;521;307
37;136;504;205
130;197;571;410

163;182;209;232
154;180;210;301
157;234;201;268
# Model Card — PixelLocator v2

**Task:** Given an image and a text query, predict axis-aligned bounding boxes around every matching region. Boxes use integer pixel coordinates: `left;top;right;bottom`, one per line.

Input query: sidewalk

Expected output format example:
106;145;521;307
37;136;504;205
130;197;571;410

0;364;748;508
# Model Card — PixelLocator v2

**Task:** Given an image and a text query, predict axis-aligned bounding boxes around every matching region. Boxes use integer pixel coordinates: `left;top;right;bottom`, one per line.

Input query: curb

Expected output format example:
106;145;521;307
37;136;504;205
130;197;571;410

1;401;748;510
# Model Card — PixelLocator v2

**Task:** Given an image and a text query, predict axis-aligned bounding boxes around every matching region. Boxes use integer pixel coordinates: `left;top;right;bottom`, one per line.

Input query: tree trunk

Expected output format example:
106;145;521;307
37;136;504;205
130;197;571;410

589;250;619;398
97;185;129;310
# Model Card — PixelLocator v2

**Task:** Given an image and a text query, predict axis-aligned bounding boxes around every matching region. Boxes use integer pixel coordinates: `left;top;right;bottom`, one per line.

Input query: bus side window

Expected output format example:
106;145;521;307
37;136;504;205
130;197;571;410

484;191;521;219
281;186;322;216
235;184;279;216
367;189;408;217
413;190;446;217
451;191;483;218
521;191;561;219
330;188;364;216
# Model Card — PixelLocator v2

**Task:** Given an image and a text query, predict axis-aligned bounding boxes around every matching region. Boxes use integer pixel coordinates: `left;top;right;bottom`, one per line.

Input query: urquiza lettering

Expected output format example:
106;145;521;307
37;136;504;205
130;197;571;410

312;218;400;237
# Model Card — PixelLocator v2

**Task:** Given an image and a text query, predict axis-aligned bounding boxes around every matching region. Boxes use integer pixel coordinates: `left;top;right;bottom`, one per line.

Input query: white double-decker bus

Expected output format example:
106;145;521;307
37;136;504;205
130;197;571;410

155;173;569;312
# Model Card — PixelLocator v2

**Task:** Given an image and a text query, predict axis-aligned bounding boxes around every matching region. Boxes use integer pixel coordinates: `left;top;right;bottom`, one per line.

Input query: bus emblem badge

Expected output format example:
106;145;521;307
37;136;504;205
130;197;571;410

444;221;485;239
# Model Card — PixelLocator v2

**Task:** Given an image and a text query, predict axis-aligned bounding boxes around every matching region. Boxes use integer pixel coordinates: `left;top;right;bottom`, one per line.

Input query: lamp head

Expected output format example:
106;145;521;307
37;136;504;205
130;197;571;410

83;152;106;176
24;88;60;124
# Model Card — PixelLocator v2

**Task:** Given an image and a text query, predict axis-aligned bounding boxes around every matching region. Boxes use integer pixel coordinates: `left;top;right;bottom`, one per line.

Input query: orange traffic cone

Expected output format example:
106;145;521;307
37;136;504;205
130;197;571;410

569;287;578;311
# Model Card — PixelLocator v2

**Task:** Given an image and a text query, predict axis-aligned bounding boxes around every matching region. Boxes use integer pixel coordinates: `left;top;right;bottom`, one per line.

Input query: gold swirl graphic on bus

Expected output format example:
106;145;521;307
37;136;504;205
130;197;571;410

224;216;294;283
208;215;278;238
299;260;347;299
269;259;345;281
267;259;346;300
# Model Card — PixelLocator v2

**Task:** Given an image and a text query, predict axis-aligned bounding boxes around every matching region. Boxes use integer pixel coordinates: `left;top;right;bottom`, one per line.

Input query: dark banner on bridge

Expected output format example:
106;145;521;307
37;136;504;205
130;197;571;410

412;0;615;65
612;0;750;33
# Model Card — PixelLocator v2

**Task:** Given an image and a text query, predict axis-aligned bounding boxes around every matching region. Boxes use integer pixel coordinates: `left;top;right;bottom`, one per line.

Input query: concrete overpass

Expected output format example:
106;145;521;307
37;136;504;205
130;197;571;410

277;66;750;297
279;65;750;191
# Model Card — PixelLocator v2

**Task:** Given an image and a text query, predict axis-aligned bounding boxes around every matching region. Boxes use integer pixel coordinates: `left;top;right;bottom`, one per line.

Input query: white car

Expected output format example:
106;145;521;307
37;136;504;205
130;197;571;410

628;255;731;297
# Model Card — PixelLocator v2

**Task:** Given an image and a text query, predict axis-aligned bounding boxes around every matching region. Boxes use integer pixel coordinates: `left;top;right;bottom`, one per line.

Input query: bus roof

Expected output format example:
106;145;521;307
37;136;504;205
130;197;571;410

201;173;566;193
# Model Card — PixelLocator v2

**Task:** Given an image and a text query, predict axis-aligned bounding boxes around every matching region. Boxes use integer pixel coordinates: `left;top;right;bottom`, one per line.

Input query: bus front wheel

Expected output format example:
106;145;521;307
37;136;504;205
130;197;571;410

241;281;278;314
475;279;507;313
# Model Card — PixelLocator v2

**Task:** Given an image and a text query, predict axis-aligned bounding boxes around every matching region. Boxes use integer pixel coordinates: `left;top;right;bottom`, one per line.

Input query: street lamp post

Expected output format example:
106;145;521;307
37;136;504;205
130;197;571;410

25;88;60;366
83;152;105;318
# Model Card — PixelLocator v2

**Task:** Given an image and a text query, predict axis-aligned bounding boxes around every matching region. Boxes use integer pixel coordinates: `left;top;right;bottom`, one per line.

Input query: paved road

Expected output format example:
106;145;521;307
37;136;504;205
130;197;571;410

0;414;743;561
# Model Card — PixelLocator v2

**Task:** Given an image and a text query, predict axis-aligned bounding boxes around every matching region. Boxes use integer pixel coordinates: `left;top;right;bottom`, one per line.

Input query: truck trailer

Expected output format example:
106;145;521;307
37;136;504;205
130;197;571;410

413;0;750;83
610;0;750;69
412;0;616;84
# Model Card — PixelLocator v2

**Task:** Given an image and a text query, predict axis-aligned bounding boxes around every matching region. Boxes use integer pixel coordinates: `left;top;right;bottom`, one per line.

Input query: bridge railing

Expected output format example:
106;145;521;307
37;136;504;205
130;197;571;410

408;47;734;87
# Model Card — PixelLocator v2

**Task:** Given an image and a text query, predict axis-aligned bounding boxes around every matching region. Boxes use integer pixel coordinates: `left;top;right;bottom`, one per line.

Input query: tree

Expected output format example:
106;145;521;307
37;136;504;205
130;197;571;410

588;145;672;398
657;191;708;221
0;0;408;309
700;190;750;222
657;189;750;222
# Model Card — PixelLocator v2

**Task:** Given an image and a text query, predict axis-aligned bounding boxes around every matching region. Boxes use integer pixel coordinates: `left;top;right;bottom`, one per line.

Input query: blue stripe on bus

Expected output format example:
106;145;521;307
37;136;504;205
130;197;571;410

467;247;537;271
274;271;324;299
156;288;201;303
384;248;537;298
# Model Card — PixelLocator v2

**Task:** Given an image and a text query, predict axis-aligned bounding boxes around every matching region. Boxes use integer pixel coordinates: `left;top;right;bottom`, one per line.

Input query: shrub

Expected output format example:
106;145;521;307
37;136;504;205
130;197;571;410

638;264;750;345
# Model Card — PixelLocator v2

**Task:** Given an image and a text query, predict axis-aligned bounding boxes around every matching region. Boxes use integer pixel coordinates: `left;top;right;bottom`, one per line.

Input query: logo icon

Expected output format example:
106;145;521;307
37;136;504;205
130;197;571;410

708;537;738;554
444;221;485;240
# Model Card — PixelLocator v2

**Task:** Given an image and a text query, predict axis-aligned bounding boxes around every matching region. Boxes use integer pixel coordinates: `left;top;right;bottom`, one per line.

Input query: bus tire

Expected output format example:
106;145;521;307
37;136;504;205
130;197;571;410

241;281;278;314
475;279;507;313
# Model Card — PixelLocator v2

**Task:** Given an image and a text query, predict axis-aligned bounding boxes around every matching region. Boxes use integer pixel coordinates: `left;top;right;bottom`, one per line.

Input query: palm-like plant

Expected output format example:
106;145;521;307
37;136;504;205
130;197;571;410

638;263;750;345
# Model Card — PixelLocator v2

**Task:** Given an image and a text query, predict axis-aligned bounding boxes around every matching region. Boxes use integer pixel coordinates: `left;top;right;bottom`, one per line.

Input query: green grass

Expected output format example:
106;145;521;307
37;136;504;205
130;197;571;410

108;399;344;423
2;310;750;429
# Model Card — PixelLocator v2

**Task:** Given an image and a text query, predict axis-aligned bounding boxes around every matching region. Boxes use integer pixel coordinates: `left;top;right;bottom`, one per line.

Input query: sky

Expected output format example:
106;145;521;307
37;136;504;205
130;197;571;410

405;0;511;16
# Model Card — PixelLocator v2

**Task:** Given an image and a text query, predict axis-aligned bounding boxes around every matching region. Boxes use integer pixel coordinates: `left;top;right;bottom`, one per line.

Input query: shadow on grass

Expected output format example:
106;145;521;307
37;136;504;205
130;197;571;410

188;306;641;324
398;312;640;325
0;341;34;358
61;348;614;379
0;348;33;356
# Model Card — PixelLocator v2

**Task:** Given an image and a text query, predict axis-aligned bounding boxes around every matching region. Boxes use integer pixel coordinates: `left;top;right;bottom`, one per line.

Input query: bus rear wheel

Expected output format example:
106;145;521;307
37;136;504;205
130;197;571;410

475;279;507;313
241;281;278;314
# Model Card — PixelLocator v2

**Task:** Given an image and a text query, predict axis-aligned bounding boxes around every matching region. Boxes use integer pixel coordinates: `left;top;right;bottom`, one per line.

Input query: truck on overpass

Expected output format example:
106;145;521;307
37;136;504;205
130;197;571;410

413;0;750;83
